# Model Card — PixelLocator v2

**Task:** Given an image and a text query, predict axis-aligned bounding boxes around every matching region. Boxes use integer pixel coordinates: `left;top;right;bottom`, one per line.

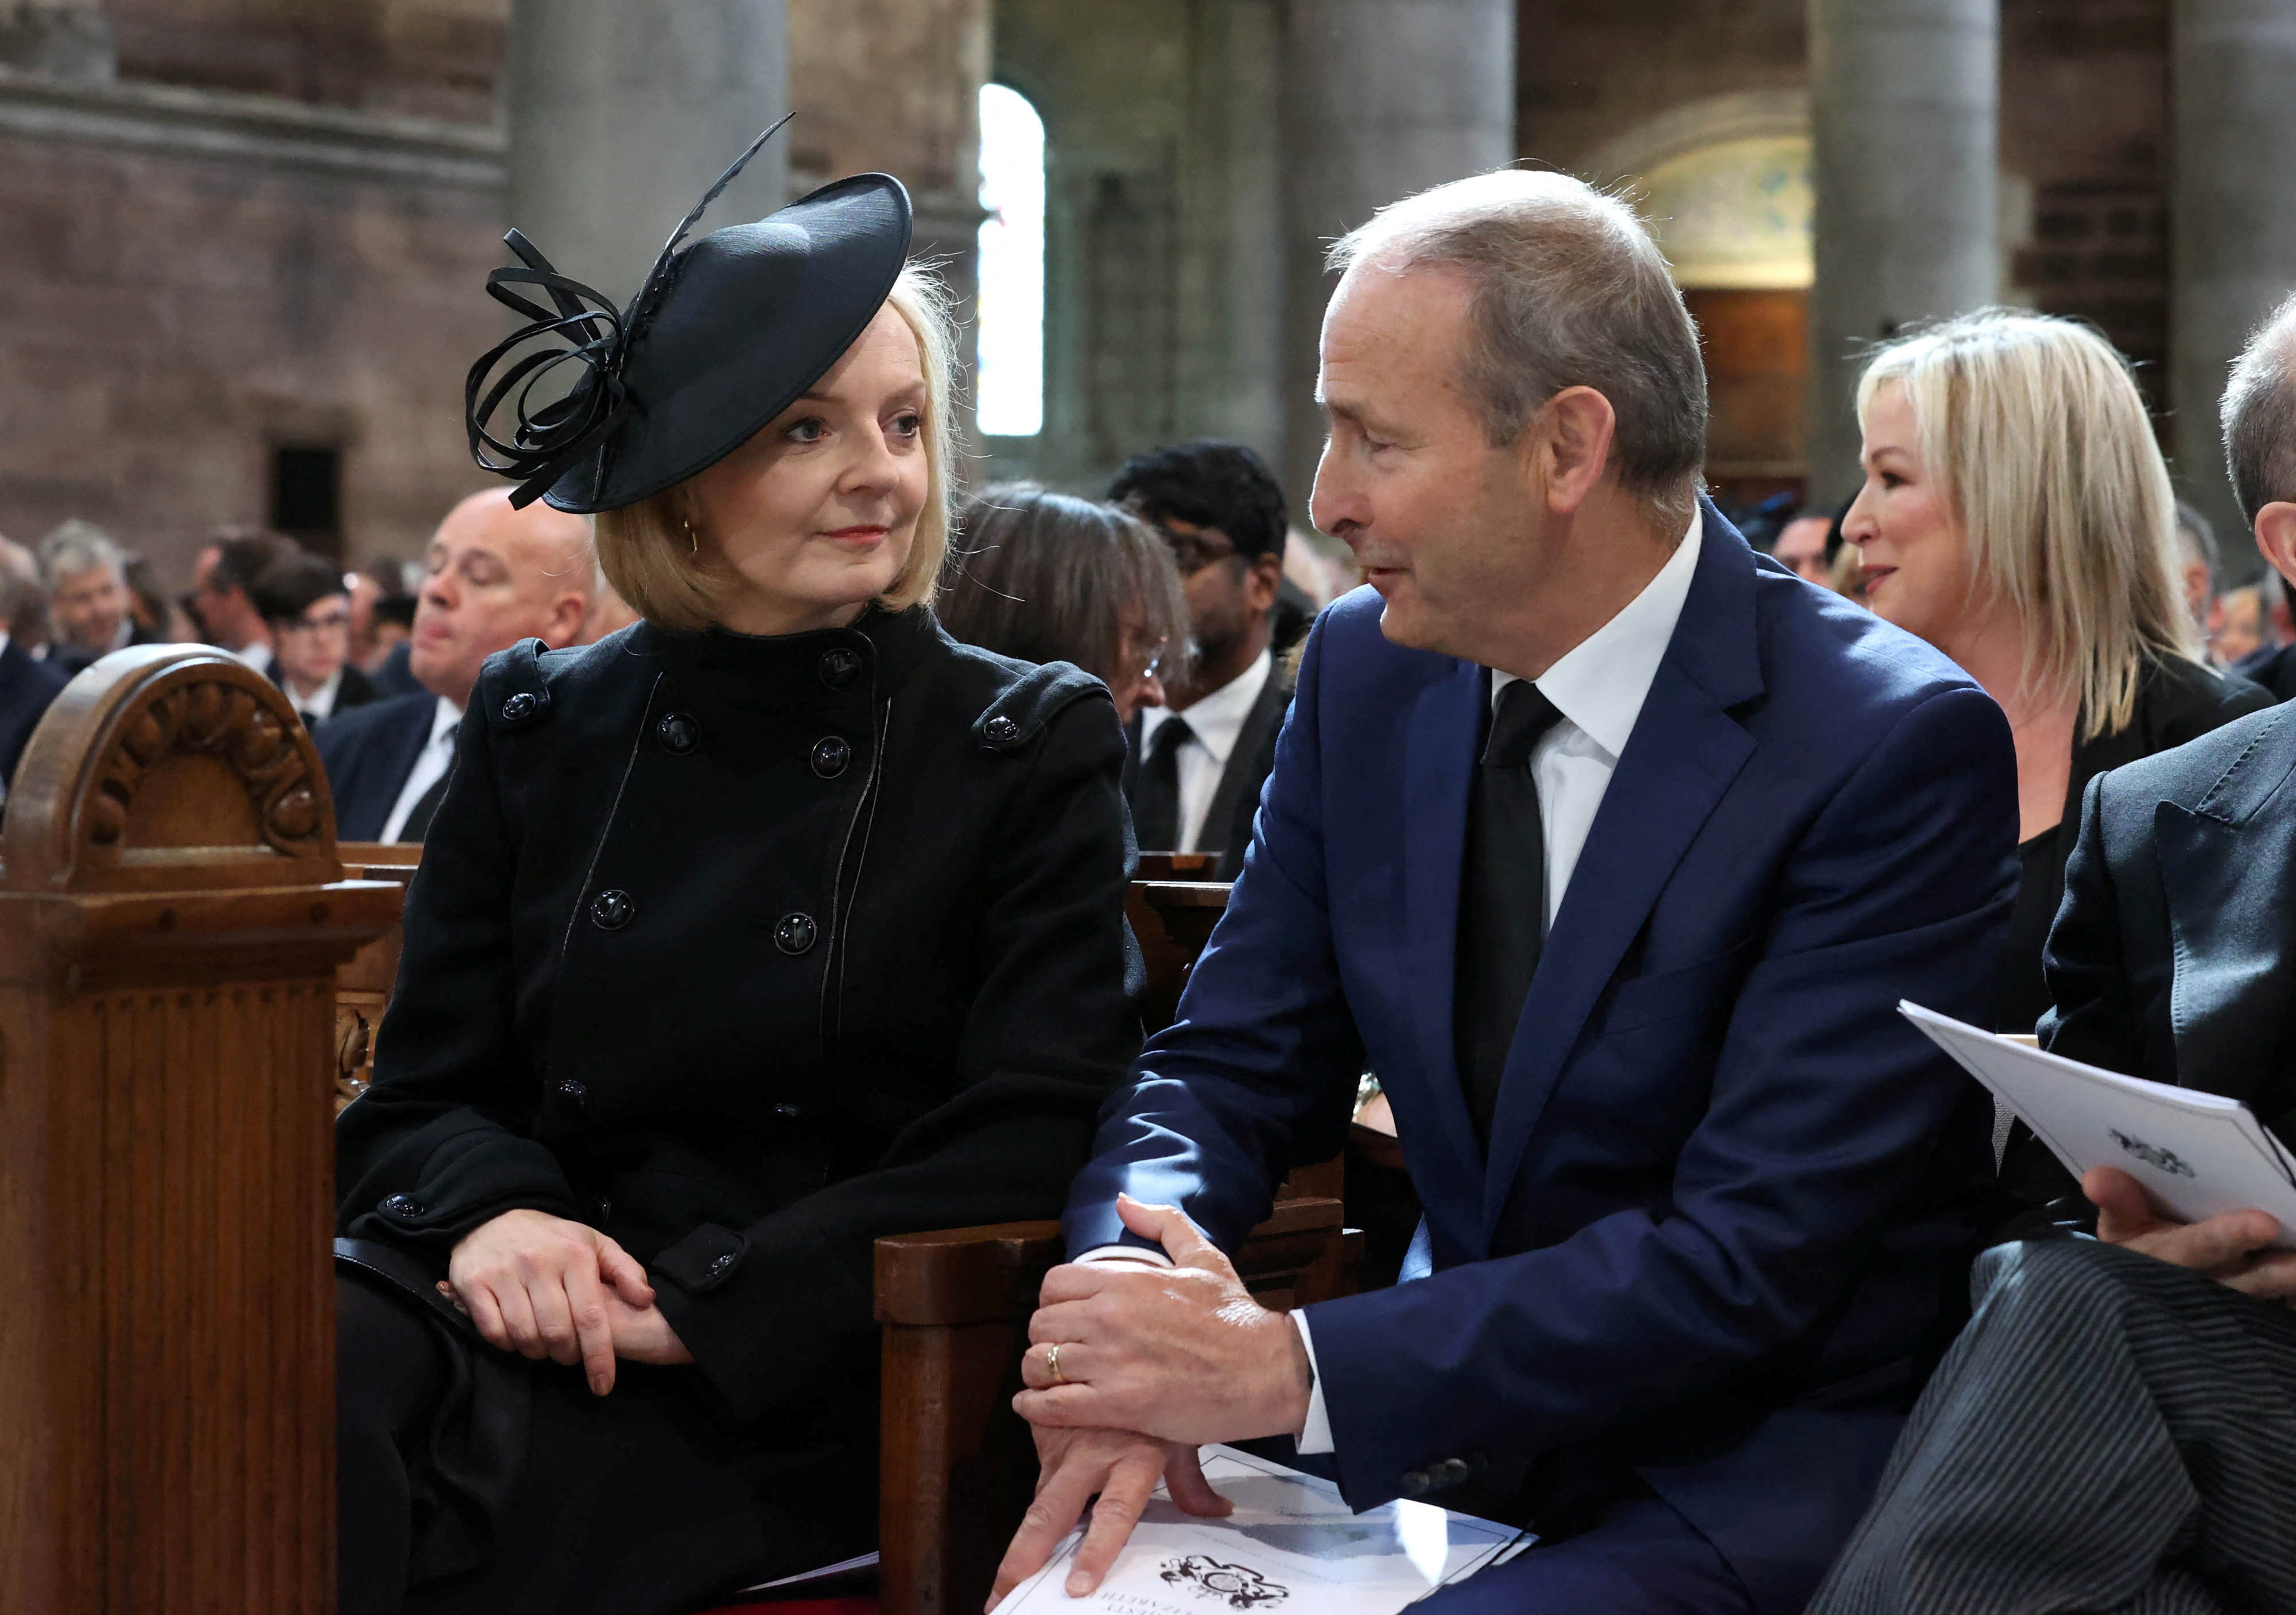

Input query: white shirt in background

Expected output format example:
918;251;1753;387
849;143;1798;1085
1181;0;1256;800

1139;648;1274;851
378;696;463;844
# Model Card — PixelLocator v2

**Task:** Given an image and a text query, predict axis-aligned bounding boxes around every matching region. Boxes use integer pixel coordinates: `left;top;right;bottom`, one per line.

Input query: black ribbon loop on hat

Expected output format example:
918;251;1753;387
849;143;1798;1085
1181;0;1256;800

463;111;798;509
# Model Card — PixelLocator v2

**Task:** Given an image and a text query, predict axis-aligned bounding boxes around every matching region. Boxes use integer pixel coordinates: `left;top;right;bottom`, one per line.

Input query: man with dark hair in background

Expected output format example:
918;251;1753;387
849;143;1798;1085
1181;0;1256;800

191;528;300;662
249;550;381;728
1111;439;1298;878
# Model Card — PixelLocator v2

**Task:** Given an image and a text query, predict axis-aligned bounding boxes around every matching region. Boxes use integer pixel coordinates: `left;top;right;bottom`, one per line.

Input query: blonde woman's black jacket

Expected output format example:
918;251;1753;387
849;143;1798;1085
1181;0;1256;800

336;607;1139;1427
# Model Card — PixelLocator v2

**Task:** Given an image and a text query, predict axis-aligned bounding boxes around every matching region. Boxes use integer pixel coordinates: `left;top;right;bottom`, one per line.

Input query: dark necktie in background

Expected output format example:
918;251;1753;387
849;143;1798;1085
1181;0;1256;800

1133;715;1194;851
1454;678;1566;1146
397;767;451;844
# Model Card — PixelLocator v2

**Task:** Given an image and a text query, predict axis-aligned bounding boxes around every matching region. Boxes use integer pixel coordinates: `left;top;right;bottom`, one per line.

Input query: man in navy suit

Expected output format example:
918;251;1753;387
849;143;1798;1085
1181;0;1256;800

989;171;2018;1614
317;489;592;842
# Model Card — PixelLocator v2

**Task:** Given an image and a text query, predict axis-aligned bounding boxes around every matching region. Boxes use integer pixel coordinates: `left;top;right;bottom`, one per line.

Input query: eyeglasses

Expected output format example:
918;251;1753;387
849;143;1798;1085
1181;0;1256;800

1156;526;1240;577
282;610;351;635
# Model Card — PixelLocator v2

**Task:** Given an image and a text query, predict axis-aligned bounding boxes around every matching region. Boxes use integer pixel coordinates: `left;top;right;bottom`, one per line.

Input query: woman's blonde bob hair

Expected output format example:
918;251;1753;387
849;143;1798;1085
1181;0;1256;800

1856;308;2196;743
591;262;960;630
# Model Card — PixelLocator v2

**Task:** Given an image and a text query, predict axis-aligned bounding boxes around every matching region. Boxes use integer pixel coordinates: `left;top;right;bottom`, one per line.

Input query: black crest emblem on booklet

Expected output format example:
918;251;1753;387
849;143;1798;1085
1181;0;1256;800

2110;1128;2198;1178
1158;1554;1290;1608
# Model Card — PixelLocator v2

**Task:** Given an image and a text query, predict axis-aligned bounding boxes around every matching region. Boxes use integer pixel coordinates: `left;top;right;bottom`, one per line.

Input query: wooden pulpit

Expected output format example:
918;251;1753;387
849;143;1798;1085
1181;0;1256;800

0;647;401;1614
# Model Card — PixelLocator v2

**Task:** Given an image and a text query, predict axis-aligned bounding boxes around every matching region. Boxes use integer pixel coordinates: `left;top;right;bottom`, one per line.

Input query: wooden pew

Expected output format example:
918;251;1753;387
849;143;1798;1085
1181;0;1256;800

0;647;401;1614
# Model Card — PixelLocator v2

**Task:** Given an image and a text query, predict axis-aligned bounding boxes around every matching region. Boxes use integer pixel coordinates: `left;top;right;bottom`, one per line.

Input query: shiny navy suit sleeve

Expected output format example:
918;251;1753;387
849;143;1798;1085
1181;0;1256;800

1064;609;2016;1513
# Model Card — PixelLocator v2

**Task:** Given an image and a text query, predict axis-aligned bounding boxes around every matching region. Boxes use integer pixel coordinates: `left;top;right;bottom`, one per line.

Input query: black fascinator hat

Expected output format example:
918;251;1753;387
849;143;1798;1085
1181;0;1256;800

466;115;914;514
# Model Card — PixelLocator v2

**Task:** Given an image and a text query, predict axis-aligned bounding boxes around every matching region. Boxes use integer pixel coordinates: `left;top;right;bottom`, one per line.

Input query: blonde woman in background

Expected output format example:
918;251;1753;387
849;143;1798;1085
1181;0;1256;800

1845;309;2272;1043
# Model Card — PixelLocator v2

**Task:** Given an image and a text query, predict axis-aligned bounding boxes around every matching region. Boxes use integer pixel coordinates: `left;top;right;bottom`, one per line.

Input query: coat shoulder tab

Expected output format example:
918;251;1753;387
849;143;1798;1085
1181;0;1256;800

477;638;556;732
969;660;1108;755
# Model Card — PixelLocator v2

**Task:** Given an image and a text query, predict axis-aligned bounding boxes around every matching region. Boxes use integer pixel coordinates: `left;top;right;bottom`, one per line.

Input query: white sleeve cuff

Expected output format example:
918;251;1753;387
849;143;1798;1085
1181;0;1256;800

1290;1309;1335;1455
1074;1244;1174;1267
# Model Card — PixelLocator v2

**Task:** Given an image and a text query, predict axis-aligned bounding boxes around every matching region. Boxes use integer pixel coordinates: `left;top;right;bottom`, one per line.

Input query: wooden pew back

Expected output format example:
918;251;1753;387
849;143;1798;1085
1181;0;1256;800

0;648;400;1614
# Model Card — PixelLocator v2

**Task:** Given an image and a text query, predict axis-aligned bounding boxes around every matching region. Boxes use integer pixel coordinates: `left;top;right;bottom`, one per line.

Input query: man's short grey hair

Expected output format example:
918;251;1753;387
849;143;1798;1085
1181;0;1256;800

38;519;125;588
1327;168;1709;523
2220;290;2296;523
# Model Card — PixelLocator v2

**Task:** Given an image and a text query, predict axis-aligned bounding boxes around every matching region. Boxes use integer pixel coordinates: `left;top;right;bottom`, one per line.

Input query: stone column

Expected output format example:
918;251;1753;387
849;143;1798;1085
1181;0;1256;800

1805;0;1998;507
1281;0;1515;508
506;0;790;310
2173;0;2296;555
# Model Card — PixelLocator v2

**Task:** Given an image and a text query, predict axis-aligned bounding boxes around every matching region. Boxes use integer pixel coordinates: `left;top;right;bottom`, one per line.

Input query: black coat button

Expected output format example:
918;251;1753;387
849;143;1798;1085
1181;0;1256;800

381;1193;423;1219
770;1101;804;1121
589;889;635;930
554;1078;589;1116
984;715;1020;743
810;735;851;778
773;913;817;956
708;1252;738;1275
818;647;863;690
655;712;699;754
1398;1469;1432;1497
1429;1457;1472;1488
501;691;539;721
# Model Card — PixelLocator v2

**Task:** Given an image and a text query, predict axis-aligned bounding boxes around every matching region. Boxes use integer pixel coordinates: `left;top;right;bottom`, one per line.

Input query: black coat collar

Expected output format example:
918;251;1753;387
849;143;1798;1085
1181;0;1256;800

632;604;941;718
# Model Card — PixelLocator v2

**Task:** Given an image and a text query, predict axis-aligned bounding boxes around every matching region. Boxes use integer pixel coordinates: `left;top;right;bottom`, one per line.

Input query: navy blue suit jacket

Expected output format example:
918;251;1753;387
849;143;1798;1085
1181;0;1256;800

0;639;71;789
1064;508;2018;1612
316;692;440;841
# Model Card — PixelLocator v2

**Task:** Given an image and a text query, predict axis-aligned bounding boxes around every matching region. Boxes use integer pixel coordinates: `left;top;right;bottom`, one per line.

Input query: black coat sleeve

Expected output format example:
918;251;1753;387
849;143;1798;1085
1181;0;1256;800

646;692;1139;1426
335;698;583;1247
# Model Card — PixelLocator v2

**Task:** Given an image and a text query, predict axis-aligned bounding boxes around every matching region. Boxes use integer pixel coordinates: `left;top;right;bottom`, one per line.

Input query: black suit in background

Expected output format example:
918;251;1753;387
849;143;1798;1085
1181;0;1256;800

1120;662;1294;880
315;692;440;842
1994;654;2272;1036
332;610;1138;1614
1809;698;2296;1615
0;637;71;789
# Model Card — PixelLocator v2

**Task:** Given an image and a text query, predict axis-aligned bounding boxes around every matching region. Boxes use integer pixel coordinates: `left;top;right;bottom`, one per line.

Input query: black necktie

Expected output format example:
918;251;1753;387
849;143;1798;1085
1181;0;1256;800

1454;679;1566;1146
1133;716;1193;852
397;768;451;843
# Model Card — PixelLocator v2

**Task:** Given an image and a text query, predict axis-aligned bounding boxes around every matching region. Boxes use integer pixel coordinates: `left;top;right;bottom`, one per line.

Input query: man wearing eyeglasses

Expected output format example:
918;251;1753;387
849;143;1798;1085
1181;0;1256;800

1112;440;1296;879
250;550;382;729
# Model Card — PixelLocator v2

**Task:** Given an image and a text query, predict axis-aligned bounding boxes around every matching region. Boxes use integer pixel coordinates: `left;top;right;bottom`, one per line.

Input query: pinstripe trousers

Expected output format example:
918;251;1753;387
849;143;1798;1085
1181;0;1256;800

1807;1238;2296;1615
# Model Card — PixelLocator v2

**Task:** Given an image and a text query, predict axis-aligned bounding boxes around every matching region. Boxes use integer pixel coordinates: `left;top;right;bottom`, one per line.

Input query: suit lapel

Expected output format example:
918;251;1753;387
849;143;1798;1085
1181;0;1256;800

1478;510;1766;1239
2155;709;2296;1103
362;701;440;840
1398;658;1492;1244
1201;673;1289;854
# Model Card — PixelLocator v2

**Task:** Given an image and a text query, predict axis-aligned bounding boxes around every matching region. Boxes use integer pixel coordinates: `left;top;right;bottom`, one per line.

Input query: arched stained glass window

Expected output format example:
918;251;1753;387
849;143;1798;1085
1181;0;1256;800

976;83;1046;438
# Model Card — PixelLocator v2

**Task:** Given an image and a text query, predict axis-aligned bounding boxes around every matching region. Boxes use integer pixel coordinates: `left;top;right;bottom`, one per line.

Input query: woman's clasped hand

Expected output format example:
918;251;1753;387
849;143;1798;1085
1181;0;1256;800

438;1208;692;1396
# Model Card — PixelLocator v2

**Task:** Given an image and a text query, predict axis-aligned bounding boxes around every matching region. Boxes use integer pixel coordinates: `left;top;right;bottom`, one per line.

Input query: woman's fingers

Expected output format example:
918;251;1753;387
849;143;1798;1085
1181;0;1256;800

462;1280;511;1352
493;1275;549;1359
594;1234;656;1307
560;1261;620;1395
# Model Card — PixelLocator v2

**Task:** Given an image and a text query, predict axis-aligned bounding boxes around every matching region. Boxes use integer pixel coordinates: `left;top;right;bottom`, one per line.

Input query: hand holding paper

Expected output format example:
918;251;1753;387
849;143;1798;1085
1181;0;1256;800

2085;1167;2296;1299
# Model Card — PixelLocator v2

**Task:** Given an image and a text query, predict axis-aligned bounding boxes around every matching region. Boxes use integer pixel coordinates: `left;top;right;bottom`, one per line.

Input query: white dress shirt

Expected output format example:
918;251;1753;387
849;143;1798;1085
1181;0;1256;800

290;666;347;723
1079;508;1705;1458
1138;649;1274;852
378;696;463;844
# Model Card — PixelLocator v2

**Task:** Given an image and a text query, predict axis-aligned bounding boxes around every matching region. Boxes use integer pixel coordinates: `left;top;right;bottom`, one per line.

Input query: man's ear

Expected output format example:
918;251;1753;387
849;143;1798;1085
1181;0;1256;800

1529;386;1618;517
1243;553;1283;614
542;591;588;650
2254;502;2296;595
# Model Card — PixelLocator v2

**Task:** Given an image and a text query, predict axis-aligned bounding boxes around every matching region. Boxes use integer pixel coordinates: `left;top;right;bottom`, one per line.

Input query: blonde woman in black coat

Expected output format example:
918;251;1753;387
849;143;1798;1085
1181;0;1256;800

332;136;1139;1614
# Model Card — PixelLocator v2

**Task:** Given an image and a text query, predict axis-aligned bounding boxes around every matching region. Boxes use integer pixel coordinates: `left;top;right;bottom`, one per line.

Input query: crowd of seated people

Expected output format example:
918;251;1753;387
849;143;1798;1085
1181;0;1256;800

20;139;2296;1615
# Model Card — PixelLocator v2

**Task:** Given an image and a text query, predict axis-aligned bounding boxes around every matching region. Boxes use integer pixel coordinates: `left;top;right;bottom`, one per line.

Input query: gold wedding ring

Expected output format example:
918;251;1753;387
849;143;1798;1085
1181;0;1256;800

1046;1342;1065;1385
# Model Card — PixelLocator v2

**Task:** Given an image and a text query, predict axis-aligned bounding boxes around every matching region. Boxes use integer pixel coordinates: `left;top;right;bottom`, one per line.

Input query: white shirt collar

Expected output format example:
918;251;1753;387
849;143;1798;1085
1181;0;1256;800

1494;506;1702;758
1142;647;1273;768
428;694;464;746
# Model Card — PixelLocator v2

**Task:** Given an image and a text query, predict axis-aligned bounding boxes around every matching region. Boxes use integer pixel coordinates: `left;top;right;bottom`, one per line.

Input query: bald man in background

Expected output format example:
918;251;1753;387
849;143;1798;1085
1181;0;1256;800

316;491;593;842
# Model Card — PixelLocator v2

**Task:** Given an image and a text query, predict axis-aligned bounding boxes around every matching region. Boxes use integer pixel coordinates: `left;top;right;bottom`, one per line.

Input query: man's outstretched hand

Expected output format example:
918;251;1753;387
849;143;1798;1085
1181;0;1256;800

2086;1166;2296;1299
986;1428;1230;1610
1013;1195;1312;1444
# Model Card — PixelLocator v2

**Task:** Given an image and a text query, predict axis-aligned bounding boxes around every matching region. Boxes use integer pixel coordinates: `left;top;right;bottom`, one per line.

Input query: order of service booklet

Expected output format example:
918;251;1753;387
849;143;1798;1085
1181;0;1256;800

993;1445;1531;1613
1902;1001;2296;1248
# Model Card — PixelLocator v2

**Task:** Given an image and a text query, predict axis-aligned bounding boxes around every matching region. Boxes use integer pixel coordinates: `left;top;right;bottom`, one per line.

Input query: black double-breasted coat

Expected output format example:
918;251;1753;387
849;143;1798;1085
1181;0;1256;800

334;605;1139;1607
